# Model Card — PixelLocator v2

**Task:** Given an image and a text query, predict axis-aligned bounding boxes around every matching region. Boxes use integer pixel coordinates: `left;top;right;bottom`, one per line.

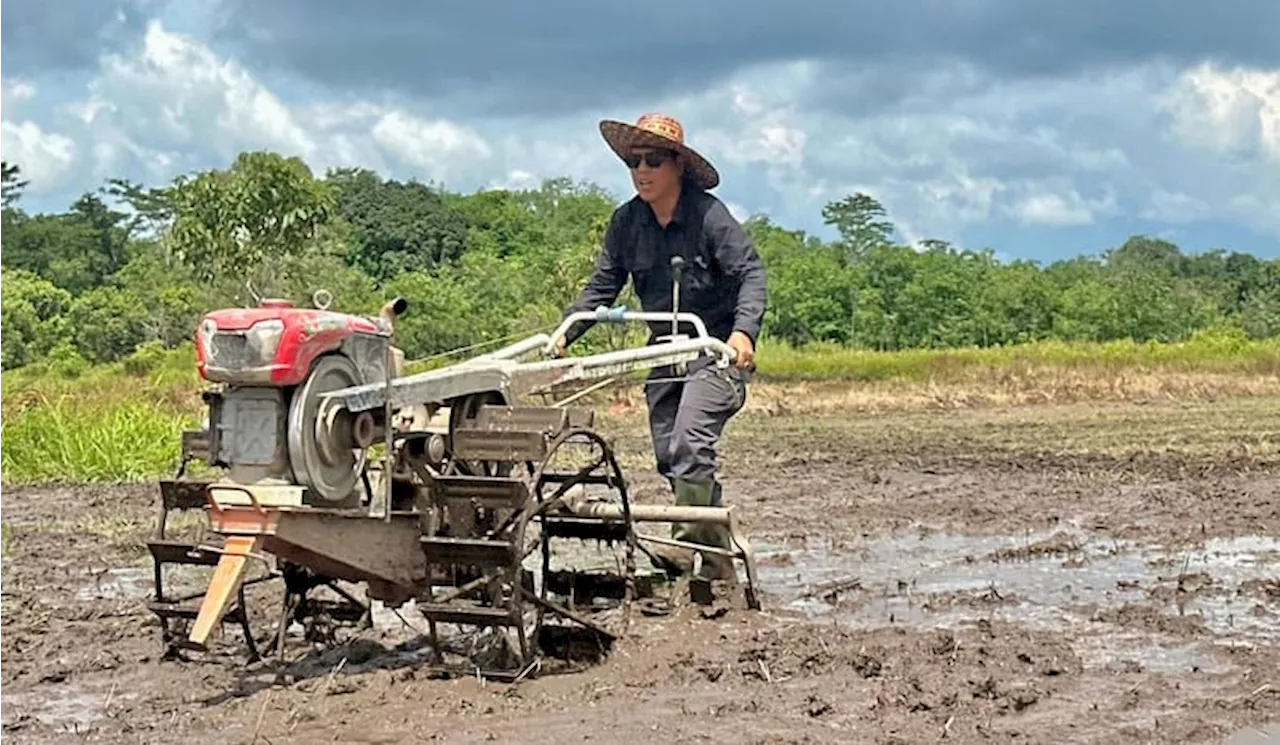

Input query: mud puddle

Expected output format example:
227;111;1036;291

1227;722;1280;744
74;562;272;603
74;566;158;602
755;525;1279;672
3;682;137;735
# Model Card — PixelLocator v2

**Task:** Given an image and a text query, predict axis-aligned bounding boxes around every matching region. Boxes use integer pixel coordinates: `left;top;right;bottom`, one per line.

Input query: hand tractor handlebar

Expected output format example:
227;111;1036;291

544;306;737;367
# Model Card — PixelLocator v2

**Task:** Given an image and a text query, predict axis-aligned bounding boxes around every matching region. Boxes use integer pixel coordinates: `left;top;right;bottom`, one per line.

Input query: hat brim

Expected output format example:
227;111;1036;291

599;120;720;191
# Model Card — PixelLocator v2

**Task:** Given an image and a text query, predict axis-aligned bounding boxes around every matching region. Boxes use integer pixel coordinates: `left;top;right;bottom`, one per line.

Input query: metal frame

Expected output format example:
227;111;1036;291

162;306;763;679
147;459;276;662
323;308;738;414
557;494;761;610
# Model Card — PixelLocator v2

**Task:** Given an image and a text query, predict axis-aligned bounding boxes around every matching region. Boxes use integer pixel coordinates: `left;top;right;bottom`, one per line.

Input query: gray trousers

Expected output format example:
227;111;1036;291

645;355;749;492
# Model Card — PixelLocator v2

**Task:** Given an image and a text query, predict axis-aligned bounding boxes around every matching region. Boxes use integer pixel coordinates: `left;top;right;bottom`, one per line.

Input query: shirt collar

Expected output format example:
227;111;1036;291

640;179;700;228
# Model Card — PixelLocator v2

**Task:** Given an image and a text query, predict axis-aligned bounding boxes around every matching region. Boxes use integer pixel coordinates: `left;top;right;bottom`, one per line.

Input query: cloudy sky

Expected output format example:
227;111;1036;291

3;0;1278;262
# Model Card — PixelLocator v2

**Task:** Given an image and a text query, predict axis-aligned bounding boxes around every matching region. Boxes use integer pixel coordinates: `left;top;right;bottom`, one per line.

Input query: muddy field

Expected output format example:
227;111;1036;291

3;395;1279;744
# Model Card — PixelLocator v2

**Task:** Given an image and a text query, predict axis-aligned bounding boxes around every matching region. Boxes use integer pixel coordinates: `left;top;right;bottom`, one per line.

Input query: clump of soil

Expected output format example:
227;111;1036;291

990;531;1084;560
1089;603;1208;637
658;617;1083;740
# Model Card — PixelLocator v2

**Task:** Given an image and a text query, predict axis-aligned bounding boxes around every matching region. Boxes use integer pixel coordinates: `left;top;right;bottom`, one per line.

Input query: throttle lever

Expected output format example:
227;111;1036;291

670;255;687;375
670;256;684;340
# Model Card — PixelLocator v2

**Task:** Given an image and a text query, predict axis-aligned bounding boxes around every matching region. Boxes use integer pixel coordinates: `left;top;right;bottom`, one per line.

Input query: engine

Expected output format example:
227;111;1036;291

187;295;409;507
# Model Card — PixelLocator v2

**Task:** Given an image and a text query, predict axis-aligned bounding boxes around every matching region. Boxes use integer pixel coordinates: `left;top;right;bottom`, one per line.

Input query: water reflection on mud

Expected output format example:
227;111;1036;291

755;525;1279;673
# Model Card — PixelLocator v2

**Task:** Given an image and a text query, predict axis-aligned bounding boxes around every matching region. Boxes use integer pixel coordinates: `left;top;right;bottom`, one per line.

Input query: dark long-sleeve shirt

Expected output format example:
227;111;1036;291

562;184;768;349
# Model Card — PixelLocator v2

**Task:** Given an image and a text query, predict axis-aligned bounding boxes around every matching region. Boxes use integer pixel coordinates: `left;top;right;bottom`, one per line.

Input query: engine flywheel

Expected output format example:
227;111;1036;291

288;354;366;503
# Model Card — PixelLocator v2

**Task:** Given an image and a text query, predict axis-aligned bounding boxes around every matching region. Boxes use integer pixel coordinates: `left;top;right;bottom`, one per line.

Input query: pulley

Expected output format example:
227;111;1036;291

288;354;367;503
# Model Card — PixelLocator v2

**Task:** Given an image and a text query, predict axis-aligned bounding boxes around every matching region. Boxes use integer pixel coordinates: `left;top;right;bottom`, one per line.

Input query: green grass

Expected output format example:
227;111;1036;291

1;394;197;483
2;328;1276;485
755;328;1280;382
2;342;204;485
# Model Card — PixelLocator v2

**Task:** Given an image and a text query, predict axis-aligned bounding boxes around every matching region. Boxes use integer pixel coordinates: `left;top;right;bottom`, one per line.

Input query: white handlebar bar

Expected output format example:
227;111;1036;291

544;306;739;368
547;306;715;354
324;307;744;414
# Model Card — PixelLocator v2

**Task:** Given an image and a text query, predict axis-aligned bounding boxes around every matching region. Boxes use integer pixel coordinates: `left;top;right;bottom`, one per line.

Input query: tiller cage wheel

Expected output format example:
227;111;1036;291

526;425;637;664
416;400;637;679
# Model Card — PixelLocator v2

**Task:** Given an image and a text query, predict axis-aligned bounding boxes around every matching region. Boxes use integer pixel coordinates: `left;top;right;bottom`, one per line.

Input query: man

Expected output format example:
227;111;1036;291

555;113;767;580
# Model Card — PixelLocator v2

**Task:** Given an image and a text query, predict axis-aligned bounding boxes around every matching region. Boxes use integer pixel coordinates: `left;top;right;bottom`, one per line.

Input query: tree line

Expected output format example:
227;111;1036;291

3;152;1278;374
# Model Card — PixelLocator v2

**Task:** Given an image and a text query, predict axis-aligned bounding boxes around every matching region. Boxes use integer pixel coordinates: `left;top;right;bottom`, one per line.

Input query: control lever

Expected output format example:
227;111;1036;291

669;256;687;376
670;256;684;339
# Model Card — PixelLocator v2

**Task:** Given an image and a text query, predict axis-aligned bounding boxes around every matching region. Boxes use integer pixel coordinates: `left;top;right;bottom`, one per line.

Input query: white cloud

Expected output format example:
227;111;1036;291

490;169;541;191
2;79;38;107
371;111;490;173
1140;190;1211;223
872;172;1007;245
10;6;1280;256
1152;61;1280;236
706;115;808;170
1010;192;1095;226
724;201;750;222
51;21;497;189
730;87;765;117
0;120;78;193
1162;62;1280;162
3;17;1280;253
690;65;812;172
0;79;78;194
646;64;1158;242
73;20;314;177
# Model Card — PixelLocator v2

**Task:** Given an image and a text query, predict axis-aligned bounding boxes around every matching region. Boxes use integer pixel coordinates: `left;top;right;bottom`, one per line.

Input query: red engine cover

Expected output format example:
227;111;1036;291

195;299;389;386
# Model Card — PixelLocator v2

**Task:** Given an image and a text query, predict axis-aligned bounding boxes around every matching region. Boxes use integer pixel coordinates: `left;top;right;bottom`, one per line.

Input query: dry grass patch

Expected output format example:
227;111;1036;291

722;395;1280;462
4;334;1278;484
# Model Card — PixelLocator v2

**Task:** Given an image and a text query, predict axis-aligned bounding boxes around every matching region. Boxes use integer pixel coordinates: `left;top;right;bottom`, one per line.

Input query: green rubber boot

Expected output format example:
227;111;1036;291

650;478;735;581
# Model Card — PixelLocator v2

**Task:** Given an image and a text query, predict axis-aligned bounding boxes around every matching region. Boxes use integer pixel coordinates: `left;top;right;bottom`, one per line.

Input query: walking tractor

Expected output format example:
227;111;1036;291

147;285;761;679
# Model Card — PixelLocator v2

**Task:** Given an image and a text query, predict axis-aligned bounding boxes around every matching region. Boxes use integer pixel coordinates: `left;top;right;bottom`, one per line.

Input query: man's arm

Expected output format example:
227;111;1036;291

561;211;627;348
705;199;767;346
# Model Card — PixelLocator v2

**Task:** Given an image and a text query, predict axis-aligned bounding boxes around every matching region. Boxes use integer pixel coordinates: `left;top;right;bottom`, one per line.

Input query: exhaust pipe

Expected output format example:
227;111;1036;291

380;297;409;338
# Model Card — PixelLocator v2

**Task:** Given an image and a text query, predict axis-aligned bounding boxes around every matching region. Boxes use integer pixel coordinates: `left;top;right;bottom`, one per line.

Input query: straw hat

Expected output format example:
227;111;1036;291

599;113;720;190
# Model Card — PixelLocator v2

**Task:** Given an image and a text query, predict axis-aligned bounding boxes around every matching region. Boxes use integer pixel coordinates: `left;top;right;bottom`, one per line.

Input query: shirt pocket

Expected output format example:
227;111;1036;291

624;233;664;304
677;233;723;313
684;249;717;296
625;236;658;273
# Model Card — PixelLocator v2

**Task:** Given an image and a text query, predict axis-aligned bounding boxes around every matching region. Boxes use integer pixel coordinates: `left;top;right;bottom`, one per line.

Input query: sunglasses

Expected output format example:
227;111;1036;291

623;149;675;169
